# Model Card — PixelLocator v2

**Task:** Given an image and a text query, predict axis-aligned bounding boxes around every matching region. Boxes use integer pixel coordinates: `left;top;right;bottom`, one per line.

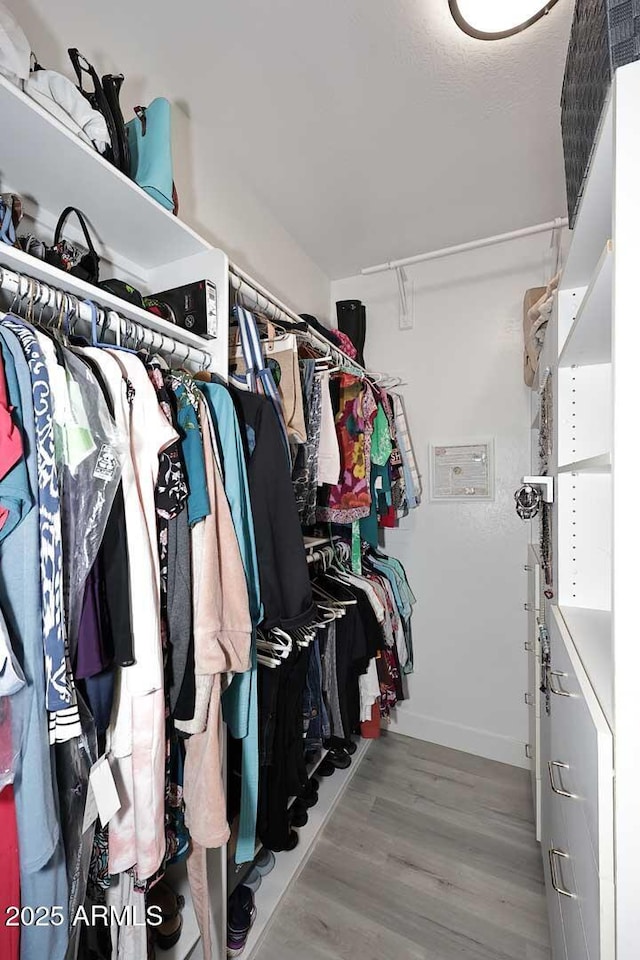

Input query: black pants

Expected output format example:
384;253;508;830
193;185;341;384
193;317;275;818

257;645;311;851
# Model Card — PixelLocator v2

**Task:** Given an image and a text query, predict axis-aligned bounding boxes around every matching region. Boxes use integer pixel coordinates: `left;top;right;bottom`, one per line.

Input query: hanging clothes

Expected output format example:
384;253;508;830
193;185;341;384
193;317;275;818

316;373;377;524
0;323;69;960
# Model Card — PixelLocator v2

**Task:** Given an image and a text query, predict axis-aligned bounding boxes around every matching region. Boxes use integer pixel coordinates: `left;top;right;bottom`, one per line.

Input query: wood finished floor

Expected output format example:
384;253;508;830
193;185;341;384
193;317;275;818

255;732;550;960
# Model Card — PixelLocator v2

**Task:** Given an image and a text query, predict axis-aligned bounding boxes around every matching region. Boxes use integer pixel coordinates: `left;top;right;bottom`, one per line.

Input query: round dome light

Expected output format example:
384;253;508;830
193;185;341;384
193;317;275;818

449;0;560;40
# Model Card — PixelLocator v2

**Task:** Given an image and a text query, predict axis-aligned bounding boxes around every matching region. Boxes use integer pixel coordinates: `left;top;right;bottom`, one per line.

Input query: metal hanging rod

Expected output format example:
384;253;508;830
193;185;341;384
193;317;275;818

361;217;569;275
0;265;213;370
229;259;380;380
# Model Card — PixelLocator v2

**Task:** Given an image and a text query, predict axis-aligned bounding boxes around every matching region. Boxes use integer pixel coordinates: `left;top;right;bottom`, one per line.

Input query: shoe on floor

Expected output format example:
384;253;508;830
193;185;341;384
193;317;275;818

326;748;351;769
316;759;336;777
227;885;257;958
243;866;262;893
254;848;276;876
297;789;319;809
289;801;309;828
147;878;185;951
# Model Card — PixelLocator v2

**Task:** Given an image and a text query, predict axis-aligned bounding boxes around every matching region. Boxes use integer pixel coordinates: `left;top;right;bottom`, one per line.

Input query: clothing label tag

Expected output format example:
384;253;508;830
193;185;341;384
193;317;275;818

89;755;121;827
82;781;99;834
93;444;118;482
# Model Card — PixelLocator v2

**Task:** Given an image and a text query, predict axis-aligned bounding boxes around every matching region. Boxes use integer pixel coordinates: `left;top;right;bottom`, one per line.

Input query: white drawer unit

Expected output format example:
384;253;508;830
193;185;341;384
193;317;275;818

545;607;614;960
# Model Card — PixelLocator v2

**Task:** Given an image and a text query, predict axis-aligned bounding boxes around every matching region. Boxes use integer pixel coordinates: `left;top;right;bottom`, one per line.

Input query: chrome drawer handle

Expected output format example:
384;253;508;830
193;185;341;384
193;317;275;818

549;670;572;697
524;602;534;612
524;564;533;571
548;848;576;898
524;640;533;652
548;761;577;798
525;743;533;760
525;692;534;705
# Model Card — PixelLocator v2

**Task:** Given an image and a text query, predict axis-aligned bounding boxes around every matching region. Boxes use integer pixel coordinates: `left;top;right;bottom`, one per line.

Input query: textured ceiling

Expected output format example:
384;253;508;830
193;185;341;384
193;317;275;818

7;0;574;279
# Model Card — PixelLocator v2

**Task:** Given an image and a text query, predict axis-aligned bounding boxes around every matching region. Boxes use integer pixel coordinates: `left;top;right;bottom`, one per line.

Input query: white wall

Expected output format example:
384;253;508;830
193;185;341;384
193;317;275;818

332;235;554;768
4;0;330;318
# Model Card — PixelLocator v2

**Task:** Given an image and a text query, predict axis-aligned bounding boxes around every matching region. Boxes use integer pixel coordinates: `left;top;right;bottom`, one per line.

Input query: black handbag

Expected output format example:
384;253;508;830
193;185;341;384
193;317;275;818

45;207;100;285
68;48;130;176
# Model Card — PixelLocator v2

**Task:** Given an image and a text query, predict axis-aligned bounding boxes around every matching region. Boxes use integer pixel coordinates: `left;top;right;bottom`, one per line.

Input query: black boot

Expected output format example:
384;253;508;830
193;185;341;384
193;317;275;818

336;300;366;367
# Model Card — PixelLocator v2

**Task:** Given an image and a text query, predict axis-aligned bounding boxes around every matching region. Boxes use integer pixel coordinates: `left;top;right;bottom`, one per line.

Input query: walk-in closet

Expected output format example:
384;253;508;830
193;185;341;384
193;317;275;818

0;2;634;958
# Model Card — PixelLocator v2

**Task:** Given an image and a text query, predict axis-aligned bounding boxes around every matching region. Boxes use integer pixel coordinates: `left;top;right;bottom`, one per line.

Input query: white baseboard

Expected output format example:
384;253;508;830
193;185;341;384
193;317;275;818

389;709;528;769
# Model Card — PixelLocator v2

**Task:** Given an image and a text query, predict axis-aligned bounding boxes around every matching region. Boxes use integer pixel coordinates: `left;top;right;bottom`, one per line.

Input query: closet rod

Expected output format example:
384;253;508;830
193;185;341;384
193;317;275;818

0;265;213;370
228;260;372;378
361;217;569;275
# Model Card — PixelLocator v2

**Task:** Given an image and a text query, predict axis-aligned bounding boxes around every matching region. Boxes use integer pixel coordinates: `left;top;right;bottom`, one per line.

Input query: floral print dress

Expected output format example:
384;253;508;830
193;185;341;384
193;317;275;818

316;374;377;524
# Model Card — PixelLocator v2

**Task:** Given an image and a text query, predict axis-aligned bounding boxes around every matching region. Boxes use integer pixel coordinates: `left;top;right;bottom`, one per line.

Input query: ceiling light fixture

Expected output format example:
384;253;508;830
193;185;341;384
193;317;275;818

449;0;560;40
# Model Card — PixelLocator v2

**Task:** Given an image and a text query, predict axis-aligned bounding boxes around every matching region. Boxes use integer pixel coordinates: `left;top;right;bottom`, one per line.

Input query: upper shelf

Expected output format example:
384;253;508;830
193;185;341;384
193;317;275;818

561;92;613;292
0;74;210;278
0;242;214;357
559;242;612;368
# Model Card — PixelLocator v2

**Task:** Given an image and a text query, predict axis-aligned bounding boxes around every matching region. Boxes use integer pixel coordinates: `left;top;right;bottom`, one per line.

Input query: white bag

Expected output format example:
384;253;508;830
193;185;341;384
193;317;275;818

0;1;30;86
25;69;110;153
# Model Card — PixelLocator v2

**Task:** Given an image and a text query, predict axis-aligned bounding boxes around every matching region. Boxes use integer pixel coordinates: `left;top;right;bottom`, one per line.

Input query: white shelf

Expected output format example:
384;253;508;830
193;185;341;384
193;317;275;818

558;453;611;474
243;740;372;960
559;243;612;368
0;242;214;357
0;74;209;277
562;93;613;291
559;606;613;729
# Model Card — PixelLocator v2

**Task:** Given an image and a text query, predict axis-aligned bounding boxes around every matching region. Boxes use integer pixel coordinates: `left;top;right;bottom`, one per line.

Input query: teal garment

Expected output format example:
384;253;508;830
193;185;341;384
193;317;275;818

0;329;69;960
370;556;412;619
200;381;261;864
360;403;393;548
382;555;416;607
174;383;211;526
360;462;392;548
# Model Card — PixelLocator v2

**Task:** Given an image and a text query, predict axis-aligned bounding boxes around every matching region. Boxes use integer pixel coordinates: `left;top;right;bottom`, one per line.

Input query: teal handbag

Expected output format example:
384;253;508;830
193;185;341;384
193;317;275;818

126;98;176;212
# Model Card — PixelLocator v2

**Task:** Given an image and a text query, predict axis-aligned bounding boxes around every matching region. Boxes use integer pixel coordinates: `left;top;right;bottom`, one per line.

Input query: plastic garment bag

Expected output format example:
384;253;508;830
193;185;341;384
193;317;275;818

0;693;25;790
58;347;126;651
0;606;26;788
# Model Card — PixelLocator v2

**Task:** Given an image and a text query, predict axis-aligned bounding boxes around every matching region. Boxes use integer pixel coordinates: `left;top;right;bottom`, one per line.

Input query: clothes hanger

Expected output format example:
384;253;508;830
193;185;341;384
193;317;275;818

294;631;311;649
257;653;280;669
83;300;137;354
257;628;292;659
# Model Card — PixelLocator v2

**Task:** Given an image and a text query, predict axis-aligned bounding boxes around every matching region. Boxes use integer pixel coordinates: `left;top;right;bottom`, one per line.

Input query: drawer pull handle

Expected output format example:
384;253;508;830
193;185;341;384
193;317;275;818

549;670;572;697
525;743;533;760
524;564;533;572
548;761;577;799
525;692;534;706
548;848;576;898
524;640;533;652
524;602;534;612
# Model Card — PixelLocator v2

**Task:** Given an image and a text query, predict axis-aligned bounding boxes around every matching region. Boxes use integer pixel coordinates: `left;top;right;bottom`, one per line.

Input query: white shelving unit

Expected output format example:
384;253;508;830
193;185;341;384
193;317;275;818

0;72;229;381
0;67;376;960
0;68;231;960
526;58;640;960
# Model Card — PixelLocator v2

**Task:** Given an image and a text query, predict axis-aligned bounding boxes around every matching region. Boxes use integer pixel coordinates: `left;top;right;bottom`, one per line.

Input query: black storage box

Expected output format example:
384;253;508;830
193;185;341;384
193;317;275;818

561;0;640;227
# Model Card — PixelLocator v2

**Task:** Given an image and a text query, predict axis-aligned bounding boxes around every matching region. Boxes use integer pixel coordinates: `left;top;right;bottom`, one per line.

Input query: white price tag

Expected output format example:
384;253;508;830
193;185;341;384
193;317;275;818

89;755;121;828
82;781;99;834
